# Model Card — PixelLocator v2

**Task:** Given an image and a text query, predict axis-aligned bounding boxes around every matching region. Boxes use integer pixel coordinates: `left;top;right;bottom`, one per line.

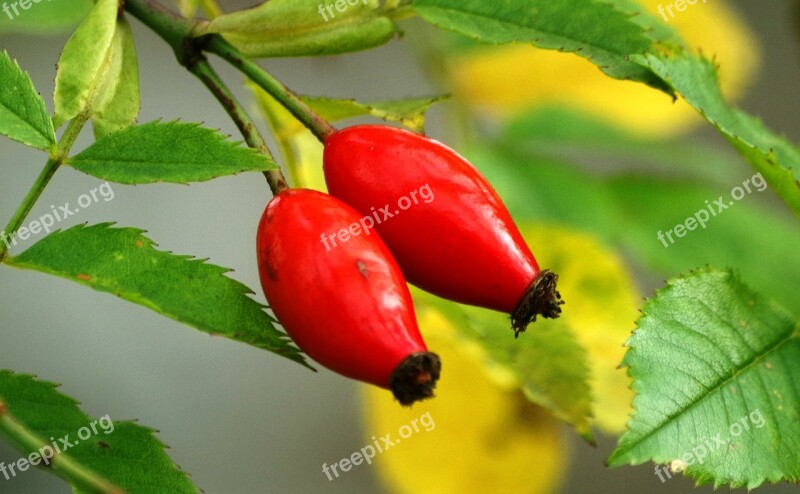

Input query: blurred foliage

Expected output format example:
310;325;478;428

442;0;759;137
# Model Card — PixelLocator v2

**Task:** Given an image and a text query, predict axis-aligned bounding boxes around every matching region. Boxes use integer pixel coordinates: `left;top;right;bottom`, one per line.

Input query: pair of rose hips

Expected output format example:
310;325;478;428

256;125;562;405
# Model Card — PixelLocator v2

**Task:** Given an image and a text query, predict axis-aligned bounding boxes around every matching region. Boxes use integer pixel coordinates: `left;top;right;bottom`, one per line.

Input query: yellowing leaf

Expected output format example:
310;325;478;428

447;0;758;136
362;309;566;494
522;224;641;434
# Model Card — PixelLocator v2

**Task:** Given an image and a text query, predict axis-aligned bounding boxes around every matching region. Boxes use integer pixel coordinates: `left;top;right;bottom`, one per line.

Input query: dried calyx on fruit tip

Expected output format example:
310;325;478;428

323;125;566;337
389;352;442;406
257;189;440;404
510;270;564;338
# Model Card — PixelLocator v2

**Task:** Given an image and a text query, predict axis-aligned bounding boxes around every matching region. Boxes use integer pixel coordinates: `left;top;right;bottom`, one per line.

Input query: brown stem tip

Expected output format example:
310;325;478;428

511;269;564;338
389;352;442;406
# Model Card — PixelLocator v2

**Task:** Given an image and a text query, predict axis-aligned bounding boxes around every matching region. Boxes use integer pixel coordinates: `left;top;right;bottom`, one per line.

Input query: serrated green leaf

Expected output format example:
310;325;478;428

0;371;199;493
0;51;55;150
412;288;594;441
200;0;396;57
608;268;800;489
92;18;141;140
67;121;277;184
635;52;800;219
0;0;93;34
411;0;675;93
53;0;119;126
5;223;307;366
599;0;683;45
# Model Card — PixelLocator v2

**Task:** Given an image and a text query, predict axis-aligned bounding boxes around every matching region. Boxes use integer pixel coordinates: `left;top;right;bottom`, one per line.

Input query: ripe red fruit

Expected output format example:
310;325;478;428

256;188;440;405
323;125;562;337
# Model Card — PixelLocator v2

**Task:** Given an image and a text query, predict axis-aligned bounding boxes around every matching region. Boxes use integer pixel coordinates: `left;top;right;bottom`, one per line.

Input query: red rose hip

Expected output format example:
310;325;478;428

257;188;440;405
323;125;562;336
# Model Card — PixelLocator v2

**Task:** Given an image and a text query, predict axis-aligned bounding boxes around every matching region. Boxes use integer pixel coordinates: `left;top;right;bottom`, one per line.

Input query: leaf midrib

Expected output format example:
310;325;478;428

612;318;798;463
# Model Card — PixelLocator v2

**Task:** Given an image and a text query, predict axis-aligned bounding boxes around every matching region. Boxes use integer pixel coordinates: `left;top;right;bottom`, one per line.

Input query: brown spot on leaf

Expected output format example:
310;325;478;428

77;273;92;281
134;240;144;248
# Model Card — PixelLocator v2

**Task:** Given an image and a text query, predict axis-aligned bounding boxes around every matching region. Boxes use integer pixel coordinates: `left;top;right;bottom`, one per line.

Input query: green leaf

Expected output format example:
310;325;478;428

0;0;93;34
412;288;594;442
53;0;119;126
0;371;199;493
5;223;307;366
599;0;683;45
608;269;800;489
411;0;675;93
0;51;55;150
199;0;396;57
67;121;277;184
92;17;141;140
635;52;800;219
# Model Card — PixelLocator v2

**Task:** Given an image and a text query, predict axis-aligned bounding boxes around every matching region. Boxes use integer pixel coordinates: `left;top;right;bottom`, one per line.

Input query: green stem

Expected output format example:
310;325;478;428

124;0;197;65
189;58;288;193
124;0;289;193
0;159;58;263
205;35;337;142
0;116;87;263
0;402;125;494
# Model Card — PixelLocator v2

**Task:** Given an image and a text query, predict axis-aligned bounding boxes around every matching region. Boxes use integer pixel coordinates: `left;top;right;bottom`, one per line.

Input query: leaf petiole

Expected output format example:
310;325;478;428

0;114;89;263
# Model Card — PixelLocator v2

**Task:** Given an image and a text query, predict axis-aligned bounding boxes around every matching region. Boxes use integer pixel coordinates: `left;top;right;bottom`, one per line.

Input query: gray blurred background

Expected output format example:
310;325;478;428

1;1;798;493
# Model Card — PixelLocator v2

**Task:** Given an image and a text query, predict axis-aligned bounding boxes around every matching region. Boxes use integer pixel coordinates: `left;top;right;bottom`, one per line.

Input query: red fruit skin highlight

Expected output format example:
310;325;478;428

257;189;439;404
323;125;561;335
